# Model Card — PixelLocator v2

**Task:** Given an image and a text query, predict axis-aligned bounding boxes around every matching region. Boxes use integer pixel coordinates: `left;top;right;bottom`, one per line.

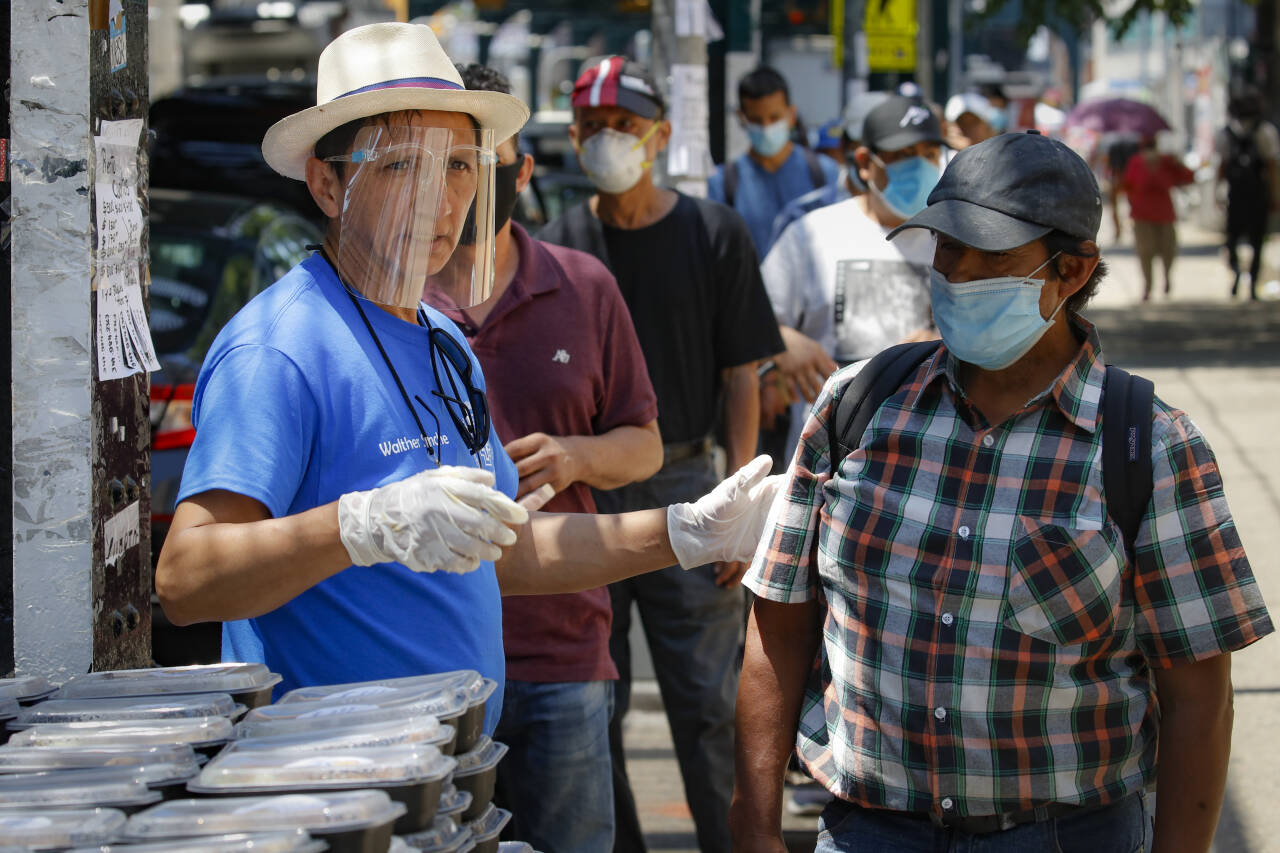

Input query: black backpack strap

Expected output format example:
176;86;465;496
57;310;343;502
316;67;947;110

723;159;739;207
799;145;826;191
828;341;939;468
1101;365;1155;558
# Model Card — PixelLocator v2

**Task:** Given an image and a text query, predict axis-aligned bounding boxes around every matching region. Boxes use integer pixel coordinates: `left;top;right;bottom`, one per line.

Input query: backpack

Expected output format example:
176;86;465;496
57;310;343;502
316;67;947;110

827;341;1155;557
1223;123;1266;191
723;145;826;208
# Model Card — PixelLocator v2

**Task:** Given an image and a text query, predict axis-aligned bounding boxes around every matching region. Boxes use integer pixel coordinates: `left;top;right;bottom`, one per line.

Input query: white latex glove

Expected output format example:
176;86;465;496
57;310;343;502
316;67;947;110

666;455;783;569
338;466;528;574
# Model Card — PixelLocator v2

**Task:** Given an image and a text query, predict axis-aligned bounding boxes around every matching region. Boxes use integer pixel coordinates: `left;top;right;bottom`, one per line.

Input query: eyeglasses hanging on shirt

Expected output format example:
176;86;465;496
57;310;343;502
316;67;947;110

319;249;491;461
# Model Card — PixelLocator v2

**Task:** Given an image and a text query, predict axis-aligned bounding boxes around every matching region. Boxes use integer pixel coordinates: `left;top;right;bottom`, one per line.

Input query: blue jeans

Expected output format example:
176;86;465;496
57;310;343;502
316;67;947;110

493;679;615;853
816;793;1152;853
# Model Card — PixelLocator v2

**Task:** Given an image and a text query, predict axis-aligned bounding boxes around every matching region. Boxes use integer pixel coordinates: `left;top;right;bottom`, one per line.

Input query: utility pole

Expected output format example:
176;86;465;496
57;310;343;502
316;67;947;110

9;0;154;677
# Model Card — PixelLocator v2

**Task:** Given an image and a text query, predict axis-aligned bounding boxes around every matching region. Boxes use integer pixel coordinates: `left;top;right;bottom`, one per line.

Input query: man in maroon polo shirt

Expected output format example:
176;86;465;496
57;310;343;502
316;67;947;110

444;64;662;853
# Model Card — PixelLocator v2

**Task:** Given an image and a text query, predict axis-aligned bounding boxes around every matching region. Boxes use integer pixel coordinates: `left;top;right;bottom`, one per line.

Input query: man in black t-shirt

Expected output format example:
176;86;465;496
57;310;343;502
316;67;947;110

540;57;784;853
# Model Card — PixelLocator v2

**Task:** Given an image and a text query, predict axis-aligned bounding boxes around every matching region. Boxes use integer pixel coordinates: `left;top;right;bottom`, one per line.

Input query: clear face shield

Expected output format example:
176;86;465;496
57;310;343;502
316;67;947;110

327;123;497;311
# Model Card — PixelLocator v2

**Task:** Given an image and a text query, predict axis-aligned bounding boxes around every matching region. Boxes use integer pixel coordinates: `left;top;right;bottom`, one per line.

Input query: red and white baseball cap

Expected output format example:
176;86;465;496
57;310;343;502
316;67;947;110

571;57;665;119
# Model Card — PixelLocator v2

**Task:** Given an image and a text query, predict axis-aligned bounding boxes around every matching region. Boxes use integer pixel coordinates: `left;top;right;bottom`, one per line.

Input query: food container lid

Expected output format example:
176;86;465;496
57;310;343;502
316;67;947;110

496;844;536;853
400;816;474;853
435;784;471;818
12;693;242;728
253;684;469;719
453;737;508;776
0;675;56;702
8;717;235;749
123;791;407;837
0;698;20;720
227;714;451;753
0;807;127;848
463;805;511;842
66;830;327;852
0;743;201;774
0;767;163;808
189;744;456;793
236;694;466;739
388;838;418;853
278;670;486;707
55;664;282;700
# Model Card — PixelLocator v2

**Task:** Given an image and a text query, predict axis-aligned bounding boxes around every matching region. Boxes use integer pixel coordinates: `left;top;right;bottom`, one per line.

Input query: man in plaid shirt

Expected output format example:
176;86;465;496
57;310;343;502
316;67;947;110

731;131;1273;852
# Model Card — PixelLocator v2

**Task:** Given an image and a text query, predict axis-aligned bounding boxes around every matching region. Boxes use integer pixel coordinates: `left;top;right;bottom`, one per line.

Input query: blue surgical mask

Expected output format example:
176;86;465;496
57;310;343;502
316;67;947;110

870;154;941;219
929;253;1064;371
989;110;1009;132
746;119;791;157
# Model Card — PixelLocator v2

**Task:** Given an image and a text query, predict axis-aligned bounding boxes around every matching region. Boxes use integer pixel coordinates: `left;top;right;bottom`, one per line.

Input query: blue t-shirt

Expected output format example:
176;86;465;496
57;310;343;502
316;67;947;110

177;254;518;732
707;147;840;255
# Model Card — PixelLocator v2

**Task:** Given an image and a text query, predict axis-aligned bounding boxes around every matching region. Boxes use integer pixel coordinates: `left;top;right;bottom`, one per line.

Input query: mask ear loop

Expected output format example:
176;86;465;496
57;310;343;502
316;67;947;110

1035;251;1071;323
631;121;661;170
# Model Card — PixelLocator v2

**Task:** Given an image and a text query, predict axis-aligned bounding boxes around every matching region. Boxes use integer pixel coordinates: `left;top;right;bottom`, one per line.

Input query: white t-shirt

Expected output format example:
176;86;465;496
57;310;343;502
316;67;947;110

761;196;936;452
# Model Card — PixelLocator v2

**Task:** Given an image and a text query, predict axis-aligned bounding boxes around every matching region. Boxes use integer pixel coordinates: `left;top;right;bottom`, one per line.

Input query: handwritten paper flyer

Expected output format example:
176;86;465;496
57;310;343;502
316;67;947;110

94;119;159;380
104;500;141;567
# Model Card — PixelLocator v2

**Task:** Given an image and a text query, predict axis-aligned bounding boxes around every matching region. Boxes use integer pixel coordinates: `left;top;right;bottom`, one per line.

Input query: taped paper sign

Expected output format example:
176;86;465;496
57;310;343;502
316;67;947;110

104;500;141;567
94;119;159;380
109;0;127;72
666;64;711;180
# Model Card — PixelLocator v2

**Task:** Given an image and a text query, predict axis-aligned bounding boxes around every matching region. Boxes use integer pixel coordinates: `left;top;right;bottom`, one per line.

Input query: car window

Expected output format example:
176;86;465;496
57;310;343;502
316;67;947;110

150;231;258;363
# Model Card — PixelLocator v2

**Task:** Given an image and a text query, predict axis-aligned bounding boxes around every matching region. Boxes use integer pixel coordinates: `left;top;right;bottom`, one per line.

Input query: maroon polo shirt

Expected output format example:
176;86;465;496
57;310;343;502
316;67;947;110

453;223;658;683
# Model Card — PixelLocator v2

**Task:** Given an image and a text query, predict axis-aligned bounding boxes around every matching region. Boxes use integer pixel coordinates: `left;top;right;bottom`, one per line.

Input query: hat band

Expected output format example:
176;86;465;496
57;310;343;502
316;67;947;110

335;76;465;99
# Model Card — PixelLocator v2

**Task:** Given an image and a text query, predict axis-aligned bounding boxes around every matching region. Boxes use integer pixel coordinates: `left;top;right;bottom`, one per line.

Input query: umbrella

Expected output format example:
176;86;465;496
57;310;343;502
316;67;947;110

1063;97;1170;139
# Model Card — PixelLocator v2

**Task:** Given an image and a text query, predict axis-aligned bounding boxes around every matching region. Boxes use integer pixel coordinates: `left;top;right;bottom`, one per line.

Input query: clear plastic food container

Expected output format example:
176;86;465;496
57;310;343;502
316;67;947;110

0;674;56;704
0;767;163;810
8;717;235;753
278;673;495;753
463;805;511;853
65;830;327;852
496;843;536;853
435;783;472;820
225;714;455;756
235;692;467;741
400;815;474;853
123;791;407;853
0;698;19;721
0;743;200;775
452;737;508;821
11;693;242;729
190;744;457;834
56;664;282;709
0;807;127;849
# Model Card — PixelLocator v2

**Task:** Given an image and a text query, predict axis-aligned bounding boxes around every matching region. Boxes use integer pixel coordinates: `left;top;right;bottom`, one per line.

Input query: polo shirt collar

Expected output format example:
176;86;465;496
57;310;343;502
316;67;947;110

911;315;1106;433
464;222;562;332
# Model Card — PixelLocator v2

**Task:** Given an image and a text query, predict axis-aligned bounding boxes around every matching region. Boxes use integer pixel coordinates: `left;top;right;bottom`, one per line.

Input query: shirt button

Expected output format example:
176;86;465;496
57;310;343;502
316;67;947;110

957;525;971;539
982;434;994;448
941;797;955;811
934;706;947;721
941;612;954;626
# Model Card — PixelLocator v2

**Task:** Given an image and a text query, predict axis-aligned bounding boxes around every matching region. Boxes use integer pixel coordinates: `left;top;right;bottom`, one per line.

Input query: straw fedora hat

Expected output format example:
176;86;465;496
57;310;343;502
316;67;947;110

262;22;530;181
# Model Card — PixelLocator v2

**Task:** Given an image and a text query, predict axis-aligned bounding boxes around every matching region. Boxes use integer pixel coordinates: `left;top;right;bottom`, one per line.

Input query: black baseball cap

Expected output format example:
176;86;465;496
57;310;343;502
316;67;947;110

887;130;1103;251
571;57;665;119
862;96;943;152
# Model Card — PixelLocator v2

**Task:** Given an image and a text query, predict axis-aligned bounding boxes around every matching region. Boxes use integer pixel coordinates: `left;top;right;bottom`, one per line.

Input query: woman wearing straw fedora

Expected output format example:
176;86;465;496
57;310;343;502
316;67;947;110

154;22;779;740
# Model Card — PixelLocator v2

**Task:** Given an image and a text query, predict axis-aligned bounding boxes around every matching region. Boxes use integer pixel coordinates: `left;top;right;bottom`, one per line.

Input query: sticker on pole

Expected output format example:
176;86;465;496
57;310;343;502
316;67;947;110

108;0;127;72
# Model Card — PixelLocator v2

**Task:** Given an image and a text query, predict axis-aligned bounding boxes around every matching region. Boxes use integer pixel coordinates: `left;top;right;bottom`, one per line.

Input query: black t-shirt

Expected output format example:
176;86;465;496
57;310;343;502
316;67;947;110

540;193;783;443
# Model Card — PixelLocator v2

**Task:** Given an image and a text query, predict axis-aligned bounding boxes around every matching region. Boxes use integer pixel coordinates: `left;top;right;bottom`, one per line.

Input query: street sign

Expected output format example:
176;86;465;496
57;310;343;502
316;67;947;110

864;0;917;72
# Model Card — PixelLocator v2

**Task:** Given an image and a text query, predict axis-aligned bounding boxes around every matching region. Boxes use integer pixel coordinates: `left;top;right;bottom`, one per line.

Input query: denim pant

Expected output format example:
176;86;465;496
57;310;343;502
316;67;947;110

816;793;1152;853
493;679;615;853
596;452;744;853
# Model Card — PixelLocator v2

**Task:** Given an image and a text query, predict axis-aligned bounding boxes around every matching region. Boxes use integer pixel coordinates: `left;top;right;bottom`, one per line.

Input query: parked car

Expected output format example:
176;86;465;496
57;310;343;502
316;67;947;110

148;188;321;665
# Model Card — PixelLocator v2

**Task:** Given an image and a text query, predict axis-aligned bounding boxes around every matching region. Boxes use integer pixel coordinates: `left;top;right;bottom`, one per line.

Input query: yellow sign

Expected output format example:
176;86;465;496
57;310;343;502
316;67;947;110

865;0;918;72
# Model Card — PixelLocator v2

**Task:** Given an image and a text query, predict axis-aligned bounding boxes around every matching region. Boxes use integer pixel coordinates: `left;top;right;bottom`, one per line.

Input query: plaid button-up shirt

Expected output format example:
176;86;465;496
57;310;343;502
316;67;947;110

745;319;1272;817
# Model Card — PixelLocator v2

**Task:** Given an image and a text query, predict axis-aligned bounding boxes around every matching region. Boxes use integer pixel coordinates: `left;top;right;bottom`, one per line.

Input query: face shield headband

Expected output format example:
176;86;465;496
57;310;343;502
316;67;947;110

326;123;498;311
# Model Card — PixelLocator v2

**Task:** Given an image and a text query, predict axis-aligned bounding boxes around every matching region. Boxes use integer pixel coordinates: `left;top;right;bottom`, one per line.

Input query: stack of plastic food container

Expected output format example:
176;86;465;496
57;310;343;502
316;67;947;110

0;806;127;849
0;741;203;799
54;663;282;710
0;675;54;744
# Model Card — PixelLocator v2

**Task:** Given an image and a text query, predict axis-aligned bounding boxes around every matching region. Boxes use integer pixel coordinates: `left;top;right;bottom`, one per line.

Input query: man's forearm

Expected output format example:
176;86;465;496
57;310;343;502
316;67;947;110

1152;656;1235;853
723;363;762;472
571;423;662;490
731;596;823;846
156;496;350;626
496;508;676;595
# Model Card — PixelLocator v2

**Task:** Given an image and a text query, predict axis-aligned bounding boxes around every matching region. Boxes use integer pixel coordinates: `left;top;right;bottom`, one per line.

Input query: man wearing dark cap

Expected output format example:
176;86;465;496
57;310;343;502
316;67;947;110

733;131;1273;852
761;95;943;460
540;56;784;853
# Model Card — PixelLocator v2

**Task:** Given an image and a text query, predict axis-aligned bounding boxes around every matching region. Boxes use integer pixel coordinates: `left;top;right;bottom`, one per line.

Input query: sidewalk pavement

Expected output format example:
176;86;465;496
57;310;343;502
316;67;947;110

618;213;1280;852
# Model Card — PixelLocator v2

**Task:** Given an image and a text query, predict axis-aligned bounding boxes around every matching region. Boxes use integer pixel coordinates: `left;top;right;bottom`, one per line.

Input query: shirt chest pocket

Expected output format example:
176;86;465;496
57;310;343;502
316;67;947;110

1002;517;1125;646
